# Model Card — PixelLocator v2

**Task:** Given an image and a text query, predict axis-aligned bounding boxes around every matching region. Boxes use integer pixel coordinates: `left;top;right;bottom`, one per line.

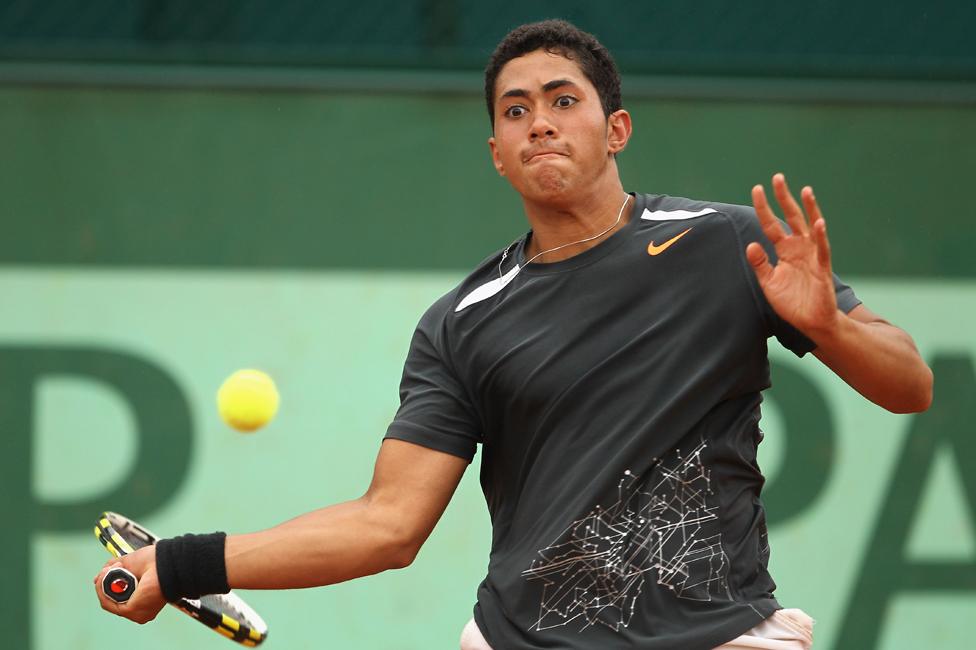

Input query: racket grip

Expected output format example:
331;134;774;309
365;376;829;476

102;567;138;604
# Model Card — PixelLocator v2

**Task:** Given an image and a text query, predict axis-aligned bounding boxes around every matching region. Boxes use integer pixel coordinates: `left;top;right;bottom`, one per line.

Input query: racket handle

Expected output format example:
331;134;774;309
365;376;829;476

102;567;138;604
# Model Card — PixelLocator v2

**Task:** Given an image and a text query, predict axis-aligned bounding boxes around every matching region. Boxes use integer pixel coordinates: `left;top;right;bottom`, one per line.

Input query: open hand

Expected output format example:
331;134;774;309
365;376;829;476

746;173;839;337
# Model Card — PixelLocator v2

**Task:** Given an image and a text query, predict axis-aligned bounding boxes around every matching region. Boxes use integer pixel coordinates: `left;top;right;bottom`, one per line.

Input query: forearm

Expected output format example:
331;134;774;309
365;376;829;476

224;495;415;591
95;440;465;619
808;311;933;413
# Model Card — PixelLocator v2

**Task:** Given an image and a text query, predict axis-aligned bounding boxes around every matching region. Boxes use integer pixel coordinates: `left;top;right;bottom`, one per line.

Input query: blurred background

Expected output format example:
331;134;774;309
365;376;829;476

1;1;973;648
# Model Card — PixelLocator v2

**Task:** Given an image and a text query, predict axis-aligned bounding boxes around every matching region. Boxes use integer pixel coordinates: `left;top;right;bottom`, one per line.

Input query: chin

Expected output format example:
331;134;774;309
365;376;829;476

527;167;574;201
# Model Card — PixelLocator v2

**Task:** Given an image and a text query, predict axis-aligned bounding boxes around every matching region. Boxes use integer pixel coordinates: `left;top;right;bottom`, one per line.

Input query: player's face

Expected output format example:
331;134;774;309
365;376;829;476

489;49;625;204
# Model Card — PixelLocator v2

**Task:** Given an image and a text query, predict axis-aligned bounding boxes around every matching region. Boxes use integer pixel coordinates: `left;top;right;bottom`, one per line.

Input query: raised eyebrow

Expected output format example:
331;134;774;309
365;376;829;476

498;79;579;102
499;88;529;101
542;78;577;93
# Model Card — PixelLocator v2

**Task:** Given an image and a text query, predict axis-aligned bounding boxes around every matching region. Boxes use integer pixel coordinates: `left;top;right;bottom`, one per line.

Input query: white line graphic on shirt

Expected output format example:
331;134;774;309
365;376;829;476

522;440;731;633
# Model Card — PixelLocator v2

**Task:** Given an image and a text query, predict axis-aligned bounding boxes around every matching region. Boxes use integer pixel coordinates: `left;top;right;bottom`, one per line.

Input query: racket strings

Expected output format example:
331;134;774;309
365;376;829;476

110;515;156;549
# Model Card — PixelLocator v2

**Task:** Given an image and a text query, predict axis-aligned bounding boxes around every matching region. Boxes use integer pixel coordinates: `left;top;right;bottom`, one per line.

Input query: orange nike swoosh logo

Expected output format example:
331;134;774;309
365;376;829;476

647;227;693;256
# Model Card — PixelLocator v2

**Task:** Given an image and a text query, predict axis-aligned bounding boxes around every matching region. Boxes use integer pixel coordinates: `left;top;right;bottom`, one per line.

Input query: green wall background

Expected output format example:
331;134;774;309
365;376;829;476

1;80;974;649
2;86;975;276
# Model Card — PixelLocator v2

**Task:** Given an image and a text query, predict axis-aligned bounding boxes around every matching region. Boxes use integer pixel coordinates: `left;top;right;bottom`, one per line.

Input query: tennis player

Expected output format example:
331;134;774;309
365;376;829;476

95;19;932;650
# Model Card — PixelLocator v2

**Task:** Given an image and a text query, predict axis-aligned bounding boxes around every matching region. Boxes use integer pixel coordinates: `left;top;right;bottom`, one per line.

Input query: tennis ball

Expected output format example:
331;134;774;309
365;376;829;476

217;369;280;432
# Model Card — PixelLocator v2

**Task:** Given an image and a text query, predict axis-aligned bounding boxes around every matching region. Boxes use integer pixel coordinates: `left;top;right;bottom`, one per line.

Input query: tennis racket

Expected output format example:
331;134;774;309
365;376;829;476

95;511;269;647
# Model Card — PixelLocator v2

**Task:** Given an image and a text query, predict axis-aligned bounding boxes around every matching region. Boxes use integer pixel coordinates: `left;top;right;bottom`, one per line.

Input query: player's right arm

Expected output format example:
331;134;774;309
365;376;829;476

94;438;467;623
225;438;468;588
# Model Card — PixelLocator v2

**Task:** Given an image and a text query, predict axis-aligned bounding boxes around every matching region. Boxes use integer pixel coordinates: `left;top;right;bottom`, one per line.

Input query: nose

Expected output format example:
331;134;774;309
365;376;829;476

529;109;558;140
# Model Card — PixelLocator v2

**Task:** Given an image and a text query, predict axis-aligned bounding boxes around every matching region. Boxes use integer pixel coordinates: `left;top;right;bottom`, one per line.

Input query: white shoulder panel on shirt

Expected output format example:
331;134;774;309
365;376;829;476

640;207;718;221
455;264;521;313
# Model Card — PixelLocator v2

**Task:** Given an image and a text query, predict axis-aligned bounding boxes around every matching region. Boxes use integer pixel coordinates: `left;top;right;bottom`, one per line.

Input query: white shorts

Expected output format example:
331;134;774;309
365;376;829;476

460;608;814;650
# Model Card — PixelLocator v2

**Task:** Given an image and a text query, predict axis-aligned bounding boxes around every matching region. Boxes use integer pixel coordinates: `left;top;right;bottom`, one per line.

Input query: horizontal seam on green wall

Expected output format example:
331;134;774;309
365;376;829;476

2;62;976;106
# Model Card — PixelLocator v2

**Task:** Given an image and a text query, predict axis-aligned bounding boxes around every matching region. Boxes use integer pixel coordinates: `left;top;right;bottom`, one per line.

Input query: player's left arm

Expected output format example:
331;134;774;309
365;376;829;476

808;302;932;413
746;173;933;414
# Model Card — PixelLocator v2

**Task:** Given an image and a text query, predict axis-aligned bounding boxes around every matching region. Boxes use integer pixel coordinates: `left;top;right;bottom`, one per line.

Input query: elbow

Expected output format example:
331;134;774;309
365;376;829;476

917;369;934;412
387;540;422;570
910;362;935;413
374;516;427;571
887;363;934;414
361;490;436;572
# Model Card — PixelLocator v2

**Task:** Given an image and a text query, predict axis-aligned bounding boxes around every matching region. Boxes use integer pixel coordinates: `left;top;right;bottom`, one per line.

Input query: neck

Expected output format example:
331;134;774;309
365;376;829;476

522;181;632;263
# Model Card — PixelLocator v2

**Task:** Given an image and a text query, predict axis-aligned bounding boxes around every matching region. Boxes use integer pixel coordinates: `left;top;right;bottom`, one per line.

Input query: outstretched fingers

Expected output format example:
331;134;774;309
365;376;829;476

800;185;823;224
745;242;774;287
751;183;786;244
772;173;809;236
802;186;832;271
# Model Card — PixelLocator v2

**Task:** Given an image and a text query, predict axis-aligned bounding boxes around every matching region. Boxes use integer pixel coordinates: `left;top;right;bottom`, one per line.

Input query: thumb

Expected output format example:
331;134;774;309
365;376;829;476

746;242;774;286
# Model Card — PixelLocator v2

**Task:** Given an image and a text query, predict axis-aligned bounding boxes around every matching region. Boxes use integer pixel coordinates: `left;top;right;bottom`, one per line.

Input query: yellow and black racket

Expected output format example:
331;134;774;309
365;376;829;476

95;511;268;647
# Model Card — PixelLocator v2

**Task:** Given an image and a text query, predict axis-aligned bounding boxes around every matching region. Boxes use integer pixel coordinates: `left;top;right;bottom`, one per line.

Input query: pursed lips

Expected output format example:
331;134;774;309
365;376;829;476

523;149;568;163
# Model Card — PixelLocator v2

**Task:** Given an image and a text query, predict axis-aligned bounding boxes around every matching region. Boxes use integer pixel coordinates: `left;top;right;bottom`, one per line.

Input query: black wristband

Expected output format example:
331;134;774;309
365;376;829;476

155;532;229;602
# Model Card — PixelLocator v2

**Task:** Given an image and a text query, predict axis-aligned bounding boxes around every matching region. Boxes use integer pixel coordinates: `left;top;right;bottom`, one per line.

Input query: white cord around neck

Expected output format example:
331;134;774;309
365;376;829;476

497;193;631;282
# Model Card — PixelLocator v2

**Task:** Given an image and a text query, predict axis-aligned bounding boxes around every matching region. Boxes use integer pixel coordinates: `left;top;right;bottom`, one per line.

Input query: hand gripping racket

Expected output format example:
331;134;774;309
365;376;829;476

95;511;269;647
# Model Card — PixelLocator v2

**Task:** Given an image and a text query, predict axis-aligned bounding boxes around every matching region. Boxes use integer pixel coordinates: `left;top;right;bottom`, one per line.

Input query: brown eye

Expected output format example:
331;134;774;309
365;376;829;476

555;95;578;108
505;105;527;118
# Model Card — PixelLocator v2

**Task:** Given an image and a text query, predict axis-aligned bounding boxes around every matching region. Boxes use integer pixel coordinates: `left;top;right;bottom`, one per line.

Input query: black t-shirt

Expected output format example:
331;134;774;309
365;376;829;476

385;192;860;649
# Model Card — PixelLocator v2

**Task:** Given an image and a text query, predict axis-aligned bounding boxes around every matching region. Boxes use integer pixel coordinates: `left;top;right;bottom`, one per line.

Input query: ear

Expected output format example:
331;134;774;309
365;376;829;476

606;109;633;155
488;136;506;177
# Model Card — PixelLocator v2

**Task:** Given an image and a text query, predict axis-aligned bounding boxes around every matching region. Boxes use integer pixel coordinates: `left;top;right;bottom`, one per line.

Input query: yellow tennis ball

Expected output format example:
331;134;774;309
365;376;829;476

217;369;280;432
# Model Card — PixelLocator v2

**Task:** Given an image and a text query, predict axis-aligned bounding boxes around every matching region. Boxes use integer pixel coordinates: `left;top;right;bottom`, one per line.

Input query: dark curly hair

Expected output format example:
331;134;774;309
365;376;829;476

484;19;622;128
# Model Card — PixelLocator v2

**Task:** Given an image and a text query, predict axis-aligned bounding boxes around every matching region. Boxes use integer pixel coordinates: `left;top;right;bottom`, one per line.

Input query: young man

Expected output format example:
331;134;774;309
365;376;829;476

96;20;932;650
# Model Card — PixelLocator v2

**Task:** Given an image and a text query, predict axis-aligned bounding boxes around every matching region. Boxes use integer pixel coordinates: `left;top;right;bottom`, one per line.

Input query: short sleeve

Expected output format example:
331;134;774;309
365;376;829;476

728;205;862;357
384;297;482;462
